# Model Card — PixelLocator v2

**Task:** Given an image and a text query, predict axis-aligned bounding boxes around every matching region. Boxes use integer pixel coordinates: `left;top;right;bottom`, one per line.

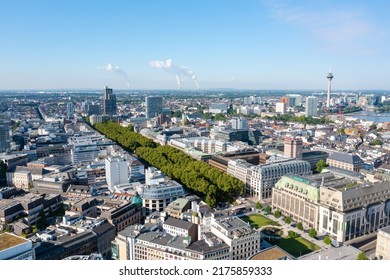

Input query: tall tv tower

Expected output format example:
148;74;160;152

326;68;334;108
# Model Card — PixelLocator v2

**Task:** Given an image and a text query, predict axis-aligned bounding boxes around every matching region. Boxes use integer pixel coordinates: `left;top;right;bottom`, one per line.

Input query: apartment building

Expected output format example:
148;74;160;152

0;193;62;225
210;214;261;260
99;200;141;232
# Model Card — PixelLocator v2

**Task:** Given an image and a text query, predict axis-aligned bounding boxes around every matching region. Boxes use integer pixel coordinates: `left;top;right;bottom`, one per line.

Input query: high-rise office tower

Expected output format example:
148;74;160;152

284;136;303;159
67;102;74;119
101;86;117;115
305;96;318;117
145;96;163;118
105;157;129;187
327;69;334;108
0;119;10;153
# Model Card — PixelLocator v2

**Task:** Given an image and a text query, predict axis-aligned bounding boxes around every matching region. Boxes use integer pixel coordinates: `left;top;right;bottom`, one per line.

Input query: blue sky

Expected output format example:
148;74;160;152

1;0;389;90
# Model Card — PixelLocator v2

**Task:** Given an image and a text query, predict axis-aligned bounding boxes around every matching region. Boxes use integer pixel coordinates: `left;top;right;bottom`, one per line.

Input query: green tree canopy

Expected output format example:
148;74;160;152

308;228;317;238
255;202;262;210
274;210;281;218
288;231;300;238
356;252;369;260
95;121;244;206
323;235;332;245
214;113;226;121
203;112;214;120
316;159;328;173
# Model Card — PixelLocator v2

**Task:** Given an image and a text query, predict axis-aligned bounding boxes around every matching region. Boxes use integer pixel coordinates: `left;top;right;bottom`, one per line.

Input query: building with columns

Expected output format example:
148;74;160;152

272;172;390;244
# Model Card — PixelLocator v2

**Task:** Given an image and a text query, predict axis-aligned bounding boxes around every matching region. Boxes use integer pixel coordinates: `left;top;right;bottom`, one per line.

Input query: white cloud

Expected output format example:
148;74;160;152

150;59;199;89
97;63;130;88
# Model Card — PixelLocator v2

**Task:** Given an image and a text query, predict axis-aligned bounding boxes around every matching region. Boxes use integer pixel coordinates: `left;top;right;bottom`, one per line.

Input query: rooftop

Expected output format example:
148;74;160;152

379;226;390;235
0;199;21;211
302;150;329;157
0;233;29;251
324;166;365;180
15;166;50;175
118;225;144;238
164;217;195;230
250;246;295;260
299;245;361;260
15;193;43;203
215;216;251;231
166;198;190;210
251;159;311;170
106;156;126;163
307;172;362;190
328;152;364;165
142;183;186;199
137;232;171;244
186;238;229;254
63;253;103;260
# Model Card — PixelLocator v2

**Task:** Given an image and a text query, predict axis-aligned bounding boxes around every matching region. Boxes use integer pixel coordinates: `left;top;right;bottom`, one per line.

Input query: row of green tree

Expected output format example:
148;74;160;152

136;146;244;207
95;122;157;150
94;122;244;207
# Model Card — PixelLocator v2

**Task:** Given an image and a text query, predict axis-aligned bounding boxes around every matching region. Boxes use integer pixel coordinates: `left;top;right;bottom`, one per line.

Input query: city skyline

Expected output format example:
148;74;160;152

1;0;390;90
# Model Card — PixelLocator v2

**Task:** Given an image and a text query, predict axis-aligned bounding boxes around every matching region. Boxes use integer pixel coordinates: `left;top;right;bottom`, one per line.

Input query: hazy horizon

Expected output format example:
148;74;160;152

1;88;389;94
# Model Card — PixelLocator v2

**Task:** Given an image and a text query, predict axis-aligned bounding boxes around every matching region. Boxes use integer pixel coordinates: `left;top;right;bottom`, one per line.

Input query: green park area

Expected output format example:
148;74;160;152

241;214;280;229
267;236;321;258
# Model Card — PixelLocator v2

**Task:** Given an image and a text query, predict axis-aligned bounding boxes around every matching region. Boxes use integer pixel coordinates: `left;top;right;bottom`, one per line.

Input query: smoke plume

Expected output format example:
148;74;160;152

149;59;199;89
98;63;130;88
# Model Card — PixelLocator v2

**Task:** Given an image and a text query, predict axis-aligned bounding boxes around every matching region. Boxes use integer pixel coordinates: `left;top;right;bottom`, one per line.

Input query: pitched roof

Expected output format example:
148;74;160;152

163;217;195;230
328;152;364;165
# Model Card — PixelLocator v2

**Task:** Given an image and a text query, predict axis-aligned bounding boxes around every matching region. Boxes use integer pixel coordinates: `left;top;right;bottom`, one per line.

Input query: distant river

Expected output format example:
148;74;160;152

347;111;390;123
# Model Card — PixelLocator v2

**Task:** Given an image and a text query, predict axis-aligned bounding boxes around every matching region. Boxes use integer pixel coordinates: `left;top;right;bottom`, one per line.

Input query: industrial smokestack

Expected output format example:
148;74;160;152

149;58;199;89
97;63;130;88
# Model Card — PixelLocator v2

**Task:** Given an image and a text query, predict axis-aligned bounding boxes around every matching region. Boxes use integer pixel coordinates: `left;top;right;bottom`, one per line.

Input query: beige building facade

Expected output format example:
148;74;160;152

376;226;390;260
272;175;320;229
272;172;390;244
